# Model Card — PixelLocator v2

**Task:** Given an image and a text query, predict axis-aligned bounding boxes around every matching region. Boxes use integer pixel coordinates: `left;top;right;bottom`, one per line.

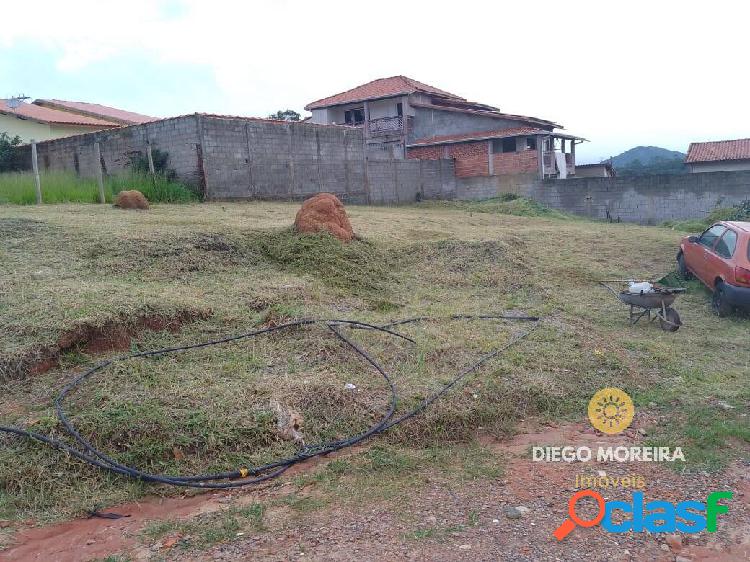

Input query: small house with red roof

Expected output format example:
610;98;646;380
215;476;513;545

306;75;583;178
0;98;156;143
685;138;750;173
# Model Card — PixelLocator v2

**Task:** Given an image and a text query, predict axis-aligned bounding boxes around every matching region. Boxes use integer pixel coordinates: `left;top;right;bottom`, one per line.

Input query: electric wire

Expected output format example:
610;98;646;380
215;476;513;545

0;315;540;488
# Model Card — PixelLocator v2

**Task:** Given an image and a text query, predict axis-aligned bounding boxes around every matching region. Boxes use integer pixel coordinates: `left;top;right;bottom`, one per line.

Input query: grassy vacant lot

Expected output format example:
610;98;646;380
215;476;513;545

0;200;748;527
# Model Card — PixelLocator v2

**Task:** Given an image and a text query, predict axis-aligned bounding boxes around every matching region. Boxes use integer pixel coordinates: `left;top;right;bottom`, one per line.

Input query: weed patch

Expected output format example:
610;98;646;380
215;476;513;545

141;503;264;549
0;171;198;204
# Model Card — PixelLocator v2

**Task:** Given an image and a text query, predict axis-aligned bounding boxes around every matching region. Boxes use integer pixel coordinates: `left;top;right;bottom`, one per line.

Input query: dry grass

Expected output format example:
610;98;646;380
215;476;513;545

0;201;748;525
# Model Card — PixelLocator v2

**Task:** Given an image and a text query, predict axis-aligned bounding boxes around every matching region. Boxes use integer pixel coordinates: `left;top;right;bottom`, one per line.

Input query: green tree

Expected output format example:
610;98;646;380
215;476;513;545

267;109;301;121
0;132;23;172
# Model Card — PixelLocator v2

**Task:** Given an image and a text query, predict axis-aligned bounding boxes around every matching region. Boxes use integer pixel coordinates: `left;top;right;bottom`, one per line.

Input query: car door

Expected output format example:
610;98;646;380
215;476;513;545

708;227;738;288
691;224;726;285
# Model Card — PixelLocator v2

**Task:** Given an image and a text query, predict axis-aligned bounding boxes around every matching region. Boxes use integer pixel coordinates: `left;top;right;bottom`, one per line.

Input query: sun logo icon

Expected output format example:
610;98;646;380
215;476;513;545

588;388;634;434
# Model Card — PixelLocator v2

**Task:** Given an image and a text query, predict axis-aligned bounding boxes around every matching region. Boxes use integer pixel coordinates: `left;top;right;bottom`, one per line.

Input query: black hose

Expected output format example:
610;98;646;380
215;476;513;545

0;315;539;488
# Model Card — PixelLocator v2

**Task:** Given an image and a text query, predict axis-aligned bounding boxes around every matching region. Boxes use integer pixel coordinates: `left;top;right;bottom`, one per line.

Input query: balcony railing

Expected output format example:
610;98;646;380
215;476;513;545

368;116;403;136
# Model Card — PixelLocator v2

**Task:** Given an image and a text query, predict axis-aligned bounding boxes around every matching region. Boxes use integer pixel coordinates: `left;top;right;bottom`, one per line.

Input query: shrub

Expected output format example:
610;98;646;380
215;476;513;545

0;132;24;173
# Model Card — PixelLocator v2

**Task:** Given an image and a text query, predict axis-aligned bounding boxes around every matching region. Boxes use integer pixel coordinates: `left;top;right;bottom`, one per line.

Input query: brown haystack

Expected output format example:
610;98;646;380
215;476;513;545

114;190;149;210
293;193;354;242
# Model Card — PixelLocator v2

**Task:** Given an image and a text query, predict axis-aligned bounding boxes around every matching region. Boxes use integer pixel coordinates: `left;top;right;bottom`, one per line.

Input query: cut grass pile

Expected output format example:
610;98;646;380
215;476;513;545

422;193;573;219
0;202;747;525
0;170;198;204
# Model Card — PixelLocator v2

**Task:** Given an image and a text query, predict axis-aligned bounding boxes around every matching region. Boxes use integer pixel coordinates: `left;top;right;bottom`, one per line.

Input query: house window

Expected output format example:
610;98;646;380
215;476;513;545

526;137;537;150
396;102;403;117
344;108;365;125
492;138;518;153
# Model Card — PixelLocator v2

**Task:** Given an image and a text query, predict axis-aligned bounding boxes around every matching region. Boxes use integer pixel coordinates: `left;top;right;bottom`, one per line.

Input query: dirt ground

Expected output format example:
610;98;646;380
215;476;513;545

2;418;747;562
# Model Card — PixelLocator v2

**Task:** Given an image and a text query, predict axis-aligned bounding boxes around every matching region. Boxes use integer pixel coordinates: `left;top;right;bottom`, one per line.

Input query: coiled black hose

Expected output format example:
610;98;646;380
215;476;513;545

0;314;539;488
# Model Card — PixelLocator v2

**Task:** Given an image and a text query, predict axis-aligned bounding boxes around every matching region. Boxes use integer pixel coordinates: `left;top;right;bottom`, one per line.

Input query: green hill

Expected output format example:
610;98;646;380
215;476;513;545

608;146;686;176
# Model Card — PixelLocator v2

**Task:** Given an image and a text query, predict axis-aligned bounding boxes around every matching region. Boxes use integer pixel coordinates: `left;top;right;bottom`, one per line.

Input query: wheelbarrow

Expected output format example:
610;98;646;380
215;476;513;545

600;281;686;332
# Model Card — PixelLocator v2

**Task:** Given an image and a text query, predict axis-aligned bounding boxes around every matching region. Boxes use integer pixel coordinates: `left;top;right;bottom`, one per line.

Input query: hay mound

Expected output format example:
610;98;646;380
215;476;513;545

114;190;149;210
294;193;353;242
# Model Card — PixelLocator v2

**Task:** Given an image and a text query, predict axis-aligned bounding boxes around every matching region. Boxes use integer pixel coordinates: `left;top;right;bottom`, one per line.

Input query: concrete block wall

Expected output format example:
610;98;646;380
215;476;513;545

29;115;203;190
200;116;454;204
24;114;454;205
409;106;539;144
454;171;750;224
200;116;368;203
366;159;456;204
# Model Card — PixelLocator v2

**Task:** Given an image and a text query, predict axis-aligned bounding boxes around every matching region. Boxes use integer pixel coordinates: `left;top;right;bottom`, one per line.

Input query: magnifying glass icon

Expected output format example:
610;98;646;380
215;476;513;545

553;489;605;540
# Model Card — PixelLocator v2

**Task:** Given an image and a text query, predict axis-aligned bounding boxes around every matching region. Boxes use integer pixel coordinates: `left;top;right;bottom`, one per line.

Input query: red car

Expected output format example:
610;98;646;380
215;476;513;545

677;221;750;316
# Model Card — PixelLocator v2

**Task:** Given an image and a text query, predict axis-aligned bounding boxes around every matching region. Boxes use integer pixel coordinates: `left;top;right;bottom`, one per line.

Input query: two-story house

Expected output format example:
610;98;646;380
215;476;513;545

305;75;583;178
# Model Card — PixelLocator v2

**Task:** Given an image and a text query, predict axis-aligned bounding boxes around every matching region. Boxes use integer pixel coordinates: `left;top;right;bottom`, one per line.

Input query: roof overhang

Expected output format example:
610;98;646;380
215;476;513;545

409;101;561;129
408;129;587;148
0;109;119;128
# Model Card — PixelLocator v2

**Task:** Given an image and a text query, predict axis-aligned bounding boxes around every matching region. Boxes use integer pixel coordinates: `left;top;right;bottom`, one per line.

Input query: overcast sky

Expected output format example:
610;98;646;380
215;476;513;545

1;0;747;163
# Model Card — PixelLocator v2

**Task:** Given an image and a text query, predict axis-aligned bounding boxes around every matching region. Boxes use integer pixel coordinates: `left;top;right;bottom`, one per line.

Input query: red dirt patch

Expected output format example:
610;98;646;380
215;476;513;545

293;193;354;242
2;308;211;382
0;493;227;562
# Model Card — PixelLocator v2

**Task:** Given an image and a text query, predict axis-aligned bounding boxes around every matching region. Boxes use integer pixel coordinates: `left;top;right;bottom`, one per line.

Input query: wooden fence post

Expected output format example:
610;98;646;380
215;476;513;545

94;142;105;203
30;140;42;204
146;141;156;176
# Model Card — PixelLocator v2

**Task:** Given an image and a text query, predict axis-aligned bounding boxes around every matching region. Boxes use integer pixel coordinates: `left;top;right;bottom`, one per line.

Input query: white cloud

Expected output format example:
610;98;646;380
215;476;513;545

2;0;749;159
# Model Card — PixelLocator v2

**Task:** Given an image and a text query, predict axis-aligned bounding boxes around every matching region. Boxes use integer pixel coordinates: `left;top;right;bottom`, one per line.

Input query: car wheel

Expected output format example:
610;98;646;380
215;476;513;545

712;282;733;317
677;252;692;280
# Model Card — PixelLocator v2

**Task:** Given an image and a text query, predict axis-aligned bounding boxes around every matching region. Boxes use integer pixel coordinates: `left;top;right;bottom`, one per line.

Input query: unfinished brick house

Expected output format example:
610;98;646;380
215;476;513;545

306;75;583;178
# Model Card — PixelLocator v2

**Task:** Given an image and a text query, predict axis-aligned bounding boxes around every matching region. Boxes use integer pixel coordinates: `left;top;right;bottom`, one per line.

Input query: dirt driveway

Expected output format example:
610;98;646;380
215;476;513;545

2;420;747;562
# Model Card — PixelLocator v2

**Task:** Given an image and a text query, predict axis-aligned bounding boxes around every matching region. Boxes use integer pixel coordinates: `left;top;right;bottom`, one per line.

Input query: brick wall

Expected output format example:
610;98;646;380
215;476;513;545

408;141;489;178
492;149;538;174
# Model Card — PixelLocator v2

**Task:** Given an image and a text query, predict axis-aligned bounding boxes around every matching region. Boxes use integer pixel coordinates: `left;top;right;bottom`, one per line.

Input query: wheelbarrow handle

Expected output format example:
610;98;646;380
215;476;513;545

598;282;621;298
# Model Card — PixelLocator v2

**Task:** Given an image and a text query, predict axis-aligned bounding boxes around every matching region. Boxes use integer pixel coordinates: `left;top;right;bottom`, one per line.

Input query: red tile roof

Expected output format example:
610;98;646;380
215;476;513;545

0;99;119;127
34;99;157;125
305;75;463;110
685;138;750;164
408;127;582;147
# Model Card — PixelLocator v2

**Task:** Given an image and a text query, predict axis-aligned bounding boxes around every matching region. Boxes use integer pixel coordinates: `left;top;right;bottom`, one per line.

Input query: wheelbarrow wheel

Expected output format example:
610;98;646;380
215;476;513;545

659;307;681;332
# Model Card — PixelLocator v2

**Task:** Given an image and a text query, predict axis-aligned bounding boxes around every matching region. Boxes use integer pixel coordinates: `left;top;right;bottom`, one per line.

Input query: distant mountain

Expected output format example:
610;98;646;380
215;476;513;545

610;146;686;167
607;146;687;176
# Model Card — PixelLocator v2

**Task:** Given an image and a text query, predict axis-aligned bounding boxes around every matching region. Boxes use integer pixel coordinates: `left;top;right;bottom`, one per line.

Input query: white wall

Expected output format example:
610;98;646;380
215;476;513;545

689;160;750;173
368;98;400;119
309;108;329;124
0;114;105;143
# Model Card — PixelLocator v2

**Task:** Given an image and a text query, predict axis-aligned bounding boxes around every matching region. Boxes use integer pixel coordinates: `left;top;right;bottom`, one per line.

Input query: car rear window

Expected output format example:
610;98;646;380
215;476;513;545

715;229;737;258
698;225;726;248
